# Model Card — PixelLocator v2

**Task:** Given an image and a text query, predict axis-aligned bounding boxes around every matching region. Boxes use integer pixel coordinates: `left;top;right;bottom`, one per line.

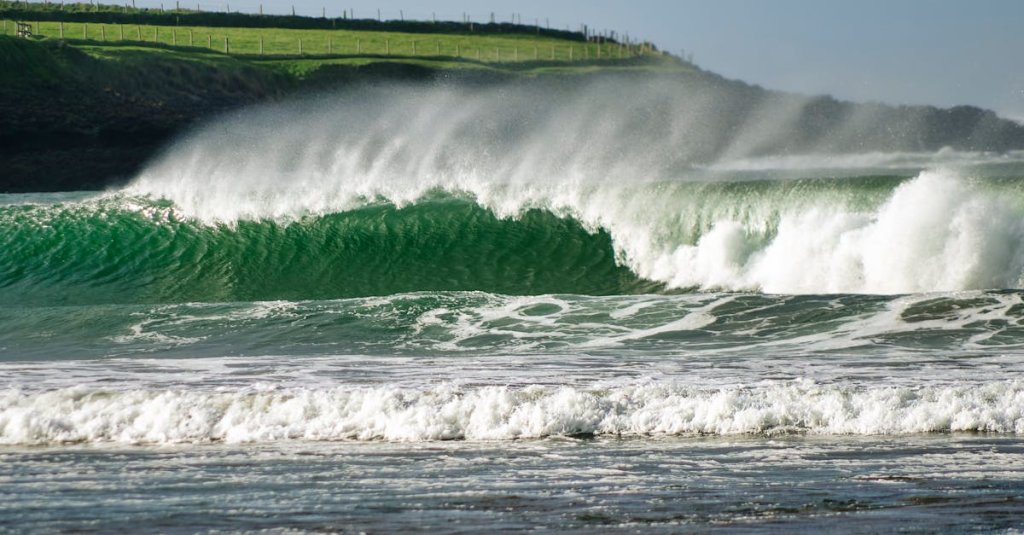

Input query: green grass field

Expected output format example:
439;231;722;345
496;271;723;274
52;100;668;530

2;19;655;63
0;16;689;85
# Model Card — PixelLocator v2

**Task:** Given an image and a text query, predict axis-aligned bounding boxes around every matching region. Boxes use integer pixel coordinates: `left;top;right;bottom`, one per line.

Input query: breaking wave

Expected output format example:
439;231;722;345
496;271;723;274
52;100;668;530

3;380;1023;445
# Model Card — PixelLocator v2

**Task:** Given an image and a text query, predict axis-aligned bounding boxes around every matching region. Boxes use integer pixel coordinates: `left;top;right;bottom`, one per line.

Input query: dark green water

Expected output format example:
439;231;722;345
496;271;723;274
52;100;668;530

4;170;1024;531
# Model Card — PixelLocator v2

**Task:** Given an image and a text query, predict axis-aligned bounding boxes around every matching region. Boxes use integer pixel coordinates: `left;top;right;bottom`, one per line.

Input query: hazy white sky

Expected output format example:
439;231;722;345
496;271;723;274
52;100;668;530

54;0;1024;119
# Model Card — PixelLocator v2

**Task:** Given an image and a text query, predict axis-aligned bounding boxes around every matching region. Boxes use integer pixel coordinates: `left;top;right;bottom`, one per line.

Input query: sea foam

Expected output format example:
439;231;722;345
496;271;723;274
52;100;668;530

3;381;1023;445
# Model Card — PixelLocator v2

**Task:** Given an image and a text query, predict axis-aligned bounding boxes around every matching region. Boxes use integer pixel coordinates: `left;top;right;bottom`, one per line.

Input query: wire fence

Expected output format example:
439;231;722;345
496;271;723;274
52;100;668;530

1;18;659;63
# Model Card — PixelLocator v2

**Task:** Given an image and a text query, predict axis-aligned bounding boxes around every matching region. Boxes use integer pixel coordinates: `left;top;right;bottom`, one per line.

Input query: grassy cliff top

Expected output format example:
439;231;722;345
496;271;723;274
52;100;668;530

1;1;688;83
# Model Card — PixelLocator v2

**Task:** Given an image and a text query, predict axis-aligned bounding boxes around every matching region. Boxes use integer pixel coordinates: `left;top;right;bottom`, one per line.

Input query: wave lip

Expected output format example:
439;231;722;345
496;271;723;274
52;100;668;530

3;381;1023;445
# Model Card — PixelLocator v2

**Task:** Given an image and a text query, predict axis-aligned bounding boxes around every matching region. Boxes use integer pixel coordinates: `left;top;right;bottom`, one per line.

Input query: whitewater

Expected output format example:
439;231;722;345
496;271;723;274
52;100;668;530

4;82;1024;531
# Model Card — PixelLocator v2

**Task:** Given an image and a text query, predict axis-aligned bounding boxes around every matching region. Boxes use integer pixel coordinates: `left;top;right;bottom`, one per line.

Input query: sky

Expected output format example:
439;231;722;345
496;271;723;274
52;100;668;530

51;0;1024;120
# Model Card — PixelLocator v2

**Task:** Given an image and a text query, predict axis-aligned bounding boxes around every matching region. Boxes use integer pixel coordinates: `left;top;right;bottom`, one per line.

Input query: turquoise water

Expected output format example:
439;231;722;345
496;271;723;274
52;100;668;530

4;85;1024;530
4;176;1024;530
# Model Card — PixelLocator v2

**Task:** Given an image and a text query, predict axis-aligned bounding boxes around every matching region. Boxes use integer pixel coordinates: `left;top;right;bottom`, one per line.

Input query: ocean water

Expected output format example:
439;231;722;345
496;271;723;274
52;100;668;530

4;85;1024;531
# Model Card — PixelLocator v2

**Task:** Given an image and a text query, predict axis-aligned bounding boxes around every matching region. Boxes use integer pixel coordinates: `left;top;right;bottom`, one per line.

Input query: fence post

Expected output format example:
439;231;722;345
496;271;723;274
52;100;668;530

101;25;105;41
83;23;87;39
298;38;302;55
456;44;460;57
136;25;140;40
207;34;211;48
172;29;175;45
533;45;537;60
435;41;439;55
59;21;63;38
356;39;360;54
385;39;389;55
328;37;331;55
118;24;122;40
189;29;193;46
412;40;416;55
224;36;228;54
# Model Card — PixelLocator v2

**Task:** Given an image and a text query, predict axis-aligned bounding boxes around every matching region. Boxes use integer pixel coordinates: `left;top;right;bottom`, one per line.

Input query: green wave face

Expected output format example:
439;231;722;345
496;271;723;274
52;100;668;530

0;196;657;306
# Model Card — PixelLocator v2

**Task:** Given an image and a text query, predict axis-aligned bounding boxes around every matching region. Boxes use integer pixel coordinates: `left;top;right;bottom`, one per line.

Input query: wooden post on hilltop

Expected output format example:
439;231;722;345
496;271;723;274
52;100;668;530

259;3;262;15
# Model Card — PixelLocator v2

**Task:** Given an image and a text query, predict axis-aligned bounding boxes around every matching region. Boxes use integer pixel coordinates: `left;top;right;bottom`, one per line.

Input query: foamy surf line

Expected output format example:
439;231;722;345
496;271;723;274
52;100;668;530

3;381;1023;445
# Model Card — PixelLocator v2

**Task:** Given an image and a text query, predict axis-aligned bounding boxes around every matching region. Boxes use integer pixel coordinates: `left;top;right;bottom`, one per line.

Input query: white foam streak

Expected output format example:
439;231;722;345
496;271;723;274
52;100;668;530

3;381;1024;445
649;171;1024;293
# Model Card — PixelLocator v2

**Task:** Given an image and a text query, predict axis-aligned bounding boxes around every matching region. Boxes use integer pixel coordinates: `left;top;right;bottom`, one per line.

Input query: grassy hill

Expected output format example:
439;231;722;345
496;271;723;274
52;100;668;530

0;0;680;78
